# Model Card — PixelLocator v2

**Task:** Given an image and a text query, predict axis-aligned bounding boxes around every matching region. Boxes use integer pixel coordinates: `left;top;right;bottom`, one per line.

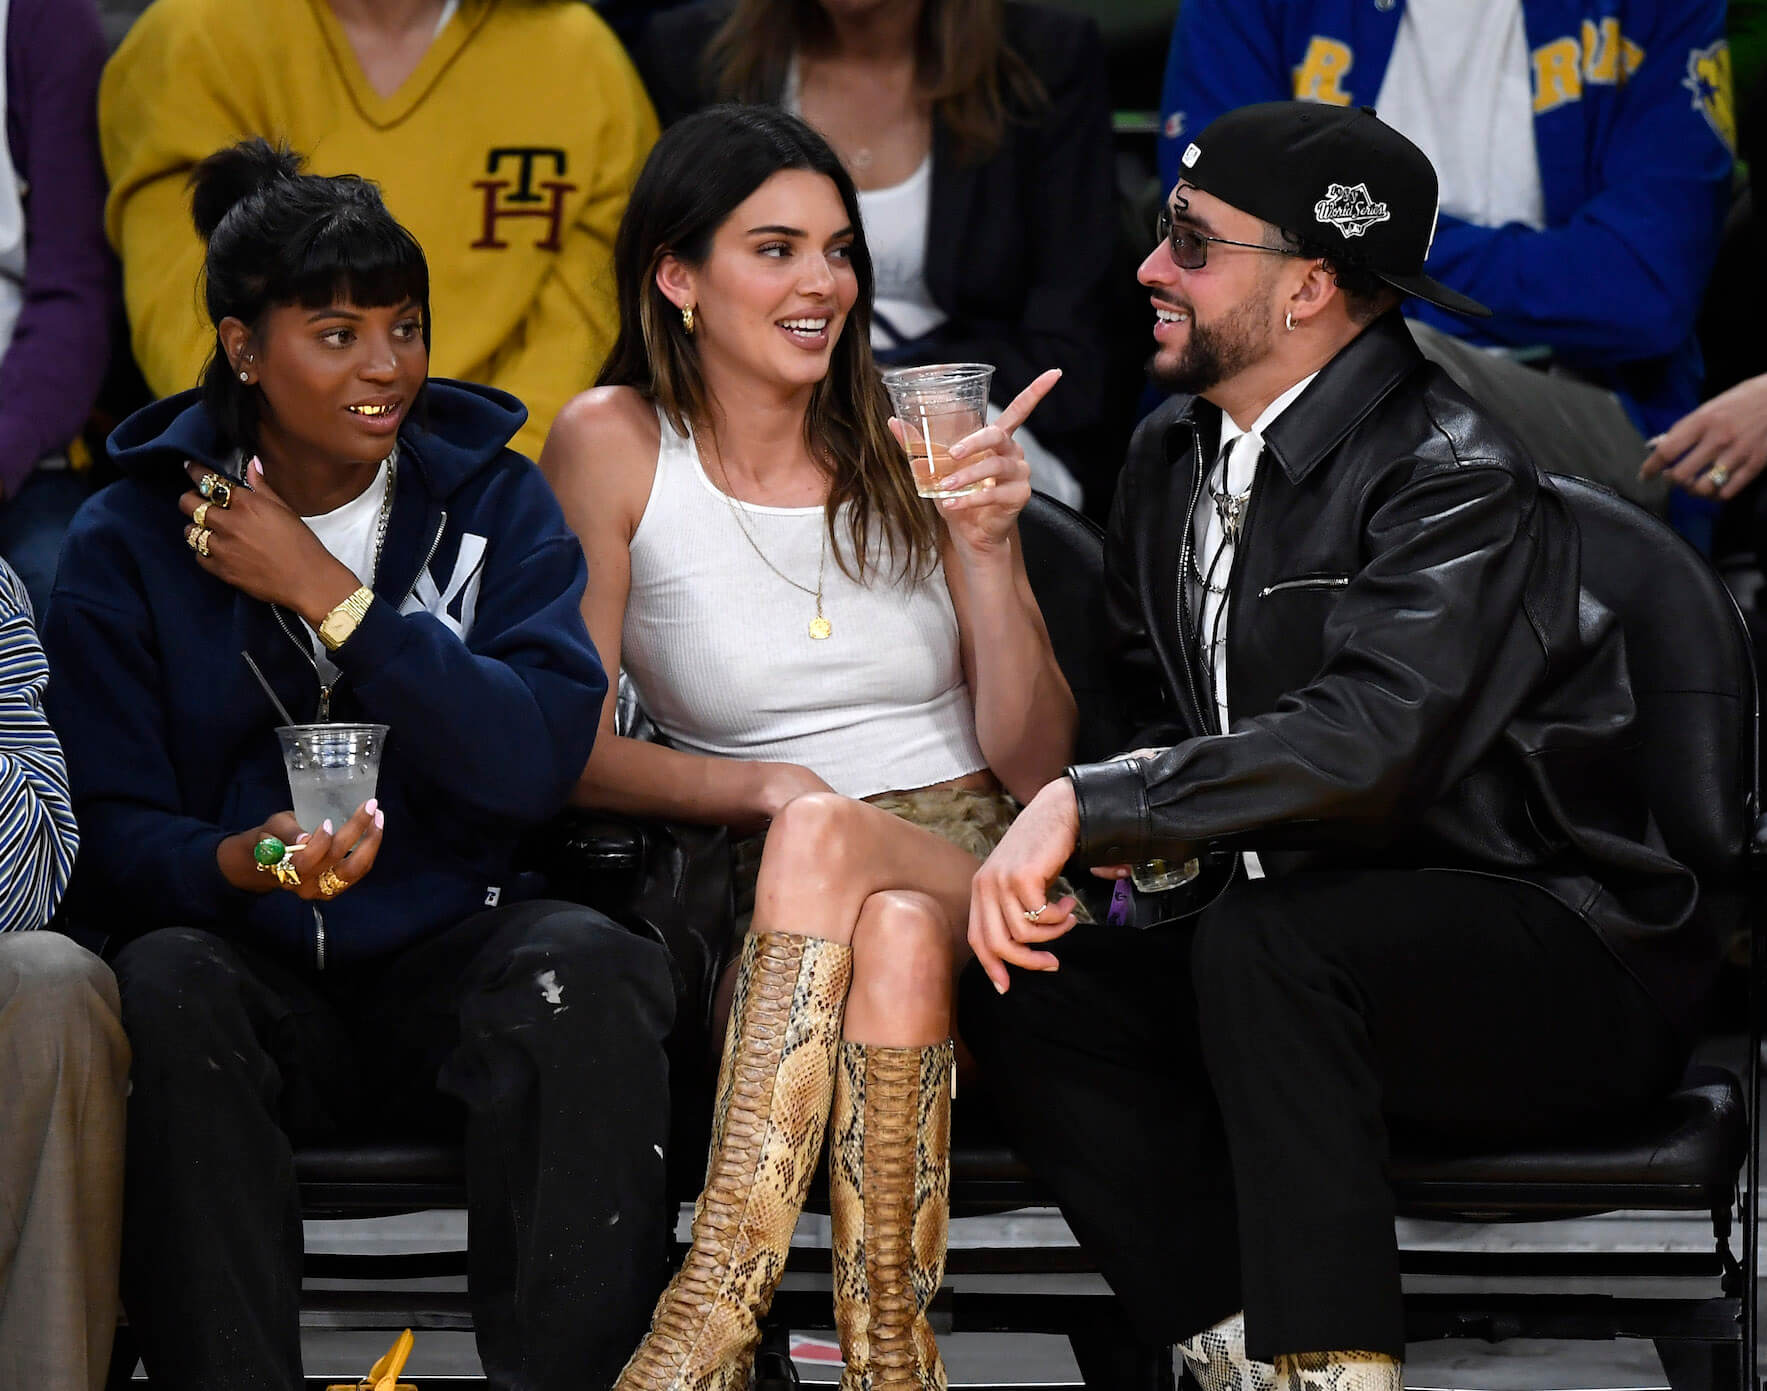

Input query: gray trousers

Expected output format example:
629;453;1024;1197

0;934;129;1391
1407;319;1668;513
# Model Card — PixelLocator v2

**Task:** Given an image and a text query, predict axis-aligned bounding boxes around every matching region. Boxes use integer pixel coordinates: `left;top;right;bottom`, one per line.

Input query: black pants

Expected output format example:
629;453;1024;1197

112;900;678;1391
959;869;1687;1362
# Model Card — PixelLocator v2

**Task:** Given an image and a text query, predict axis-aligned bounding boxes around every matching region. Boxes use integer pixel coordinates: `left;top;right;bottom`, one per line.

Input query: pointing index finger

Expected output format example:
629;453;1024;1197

992;368;1063;437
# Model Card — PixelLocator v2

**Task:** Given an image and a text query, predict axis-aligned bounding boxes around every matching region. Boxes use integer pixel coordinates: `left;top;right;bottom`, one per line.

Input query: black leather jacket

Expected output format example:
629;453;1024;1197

1070;312;1709;1028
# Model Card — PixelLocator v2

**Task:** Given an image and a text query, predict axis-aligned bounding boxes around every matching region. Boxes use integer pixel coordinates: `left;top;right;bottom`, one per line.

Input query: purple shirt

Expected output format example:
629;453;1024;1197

0;0;113;495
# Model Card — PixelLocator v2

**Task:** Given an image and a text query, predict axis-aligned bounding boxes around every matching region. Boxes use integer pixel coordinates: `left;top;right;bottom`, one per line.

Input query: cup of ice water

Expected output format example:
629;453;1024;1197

881;362;995;499
276;723;388;834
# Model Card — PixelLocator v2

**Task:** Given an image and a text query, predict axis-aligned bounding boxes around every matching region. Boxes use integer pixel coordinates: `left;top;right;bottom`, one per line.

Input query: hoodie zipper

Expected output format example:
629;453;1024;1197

271;605;333;719
403;511;448;608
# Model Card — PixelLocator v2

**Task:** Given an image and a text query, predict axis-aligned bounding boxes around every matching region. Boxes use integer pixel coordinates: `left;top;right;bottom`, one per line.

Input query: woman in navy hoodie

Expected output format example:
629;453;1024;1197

41;140;678;1391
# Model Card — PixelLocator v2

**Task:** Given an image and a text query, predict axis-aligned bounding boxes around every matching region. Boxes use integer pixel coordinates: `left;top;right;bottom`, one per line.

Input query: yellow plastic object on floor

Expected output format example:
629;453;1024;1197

325;1328;418;1391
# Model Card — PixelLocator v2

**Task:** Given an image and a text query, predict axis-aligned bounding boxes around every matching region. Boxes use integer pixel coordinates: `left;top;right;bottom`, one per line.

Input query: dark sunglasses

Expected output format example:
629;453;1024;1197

1157;205;1299;270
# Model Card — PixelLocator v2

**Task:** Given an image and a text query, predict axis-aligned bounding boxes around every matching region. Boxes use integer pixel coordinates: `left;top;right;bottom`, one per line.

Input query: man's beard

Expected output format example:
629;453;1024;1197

1146;281;1276;395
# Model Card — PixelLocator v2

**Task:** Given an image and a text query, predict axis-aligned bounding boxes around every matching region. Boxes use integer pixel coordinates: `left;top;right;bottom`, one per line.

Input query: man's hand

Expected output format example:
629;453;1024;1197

1640;374;1767;501
970;776;1082;993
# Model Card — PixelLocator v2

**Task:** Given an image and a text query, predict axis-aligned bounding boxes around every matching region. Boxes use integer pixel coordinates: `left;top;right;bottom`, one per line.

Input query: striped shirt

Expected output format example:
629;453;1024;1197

0;560;76;929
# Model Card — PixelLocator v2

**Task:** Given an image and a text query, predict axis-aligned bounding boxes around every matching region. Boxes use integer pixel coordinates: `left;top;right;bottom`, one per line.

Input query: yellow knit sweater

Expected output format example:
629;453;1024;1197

100;0;657;460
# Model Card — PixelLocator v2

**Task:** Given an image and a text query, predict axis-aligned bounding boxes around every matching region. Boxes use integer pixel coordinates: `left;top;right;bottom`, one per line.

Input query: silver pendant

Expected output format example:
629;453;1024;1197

1217;495;1247;546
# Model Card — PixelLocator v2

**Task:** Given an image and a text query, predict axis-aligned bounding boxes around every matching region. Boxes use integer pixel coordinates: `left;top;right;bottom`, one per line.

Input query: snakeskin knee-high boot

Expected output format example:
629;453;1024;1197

1178;1312;1279;1391
616;931;854;1391
1276;1350;1403;1391
829;1040;955;1391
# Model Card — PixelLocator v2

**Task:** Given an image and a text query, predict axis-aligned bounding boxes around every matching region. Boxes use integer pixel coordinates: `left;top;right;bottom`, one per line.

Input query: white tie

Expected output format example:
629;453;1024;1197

1198;429;1262;733
1197;428;1270;881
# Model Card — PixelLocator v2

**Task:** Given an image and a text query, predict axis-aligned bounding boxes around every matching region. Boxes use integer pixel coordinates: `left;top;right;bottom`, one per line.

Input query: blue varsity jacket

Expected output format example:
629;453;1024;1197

1157;0;1735;437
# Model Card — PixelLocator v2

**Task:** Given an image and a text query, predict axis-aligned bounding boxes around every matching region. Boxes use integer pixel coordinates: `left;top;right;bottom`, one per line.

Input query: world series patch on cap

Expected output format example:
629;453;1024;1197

1178;101;1490;319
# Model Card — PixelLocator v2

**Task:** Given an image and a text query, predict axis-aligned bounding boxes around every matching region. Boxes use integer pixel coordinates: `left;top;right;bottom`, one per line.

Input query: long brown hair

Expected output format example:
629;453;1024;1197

598;104;938;583
705;0;1046;166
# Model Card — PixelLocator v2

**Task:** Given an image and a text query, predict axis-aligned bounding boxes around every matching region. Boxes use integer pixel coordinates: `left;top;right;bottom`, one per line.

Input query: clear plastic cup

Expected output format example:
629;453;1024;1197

1130;857;1201;893
276;723;388;833
881;363;996;498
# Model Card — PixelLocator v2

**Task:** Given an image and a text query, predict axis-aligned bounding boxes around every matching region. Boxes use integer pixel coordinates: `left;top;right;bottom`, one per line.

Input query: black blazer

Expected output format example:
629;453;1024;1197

633;1;1121;492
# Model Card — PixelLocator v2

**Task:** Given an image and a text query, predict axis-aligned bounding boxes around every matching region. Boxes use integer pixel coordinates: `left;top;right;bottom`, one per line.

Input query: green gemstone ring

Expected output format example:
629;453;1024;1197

254;835;286;868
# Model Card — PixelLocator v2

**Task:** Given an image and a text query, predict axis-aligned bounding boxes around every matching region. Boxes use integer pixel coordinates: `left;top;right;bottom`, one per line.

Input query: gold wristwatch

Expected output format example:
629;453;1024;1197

318;585;375;652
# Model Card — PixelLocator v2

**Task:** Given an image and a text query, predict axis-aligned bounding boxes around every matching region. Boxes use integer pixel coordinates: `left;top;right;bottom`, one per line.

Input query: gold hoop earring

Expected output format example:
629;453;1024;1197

681;303;696;335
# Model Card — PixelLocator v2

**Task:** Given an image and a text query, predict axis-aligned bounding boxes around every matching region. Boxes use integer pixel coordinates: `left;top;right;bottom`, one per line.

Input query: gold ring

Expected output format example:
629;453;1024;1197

1023;902;1049;923
981;476;997;490
191;500;211;529
270;859;301;889
1709;465;1731;490
197;474;233;507
317;867;347;898
186;526;212;557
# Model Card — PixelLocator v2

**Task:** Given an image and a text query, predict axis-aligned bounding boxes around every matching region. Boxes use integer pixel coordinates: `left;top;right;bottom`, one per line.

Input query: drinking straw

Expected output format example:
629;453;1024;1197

241;651;297;727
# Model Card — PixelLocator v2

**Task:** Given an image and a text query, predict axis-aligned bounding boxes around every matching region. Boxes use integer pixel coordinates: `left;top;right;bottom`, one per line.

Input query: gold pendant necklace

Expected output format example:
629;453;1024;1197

708;443;833;640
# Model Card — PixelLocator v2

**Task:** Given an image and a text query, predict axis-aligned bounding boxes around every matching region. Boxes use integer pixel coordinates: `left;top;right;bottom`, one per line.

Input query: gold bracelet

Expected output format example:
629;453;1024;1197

318;585;375;652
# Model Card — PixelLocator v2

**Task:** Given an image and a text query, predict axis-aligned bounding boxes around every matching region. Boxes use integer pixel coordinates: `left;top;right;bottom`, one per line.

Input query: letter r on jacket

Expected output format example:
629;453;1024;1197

1293;38;1354;105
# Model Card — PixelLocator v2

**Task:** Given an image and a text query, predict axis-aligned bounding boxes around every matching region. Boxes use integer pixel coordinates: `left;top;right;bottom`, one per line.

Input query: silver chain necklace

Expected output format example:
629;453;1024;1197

368;444;398;582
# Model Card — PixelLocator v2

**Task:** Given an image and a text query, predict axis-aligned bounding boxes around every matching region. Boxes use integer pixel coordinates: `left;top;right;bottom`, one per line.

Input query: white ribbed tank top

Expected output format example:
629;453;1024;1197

621;407;988;799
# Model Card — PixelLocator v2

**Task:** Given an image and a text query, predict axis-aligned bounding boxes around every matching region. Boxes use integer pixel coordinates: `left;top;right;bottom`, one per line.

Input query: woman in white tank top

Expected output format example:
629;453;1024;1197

541;106;1077;1391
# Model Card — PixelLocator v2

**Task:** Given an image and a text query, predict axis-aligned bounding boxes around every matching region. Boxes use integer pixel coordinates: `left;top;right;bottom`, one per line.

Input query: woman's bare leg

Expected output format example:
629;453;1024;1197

751;792;980;952
844;890;954;1046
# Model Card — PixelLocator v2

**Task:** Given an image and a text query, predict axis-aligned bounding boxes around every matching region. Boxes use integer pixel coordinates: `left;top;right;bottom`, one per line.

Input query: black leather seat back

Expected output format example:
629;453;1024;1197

1548;474;1757;873
1019;492;1123;764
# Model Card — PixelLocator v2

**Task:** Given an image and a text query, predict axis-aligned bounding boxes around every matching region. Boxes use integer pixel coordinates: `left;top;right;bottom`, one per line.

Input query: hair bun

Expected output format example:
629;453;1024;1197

190;138;304;241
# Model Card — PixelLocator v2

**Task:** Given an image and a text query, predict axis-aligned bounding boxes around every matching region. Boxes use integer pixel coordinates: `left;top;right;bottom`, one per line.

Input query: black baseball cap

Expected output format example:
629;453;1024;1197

1175;101;1490;319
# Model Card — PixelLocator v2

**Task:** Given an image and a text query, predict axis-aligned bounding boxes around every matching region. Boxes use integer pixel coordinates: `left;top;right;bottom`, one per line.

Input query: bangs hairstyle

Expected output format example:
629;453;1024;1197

598;105;938;584
705;0;1045;166
190;138;432;455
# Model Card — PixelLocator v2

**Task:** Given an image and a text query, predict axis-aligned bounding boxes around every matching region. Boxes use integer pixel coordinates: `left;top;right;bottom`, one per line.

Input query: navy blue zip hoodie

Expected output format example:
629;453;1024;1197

43;379;606;968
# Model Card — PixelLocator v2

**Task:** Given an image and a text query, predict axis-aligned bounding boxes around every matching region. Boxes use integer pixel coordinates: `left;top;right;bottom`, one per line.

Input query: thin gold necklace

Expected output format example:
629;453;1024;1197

705;440;832;641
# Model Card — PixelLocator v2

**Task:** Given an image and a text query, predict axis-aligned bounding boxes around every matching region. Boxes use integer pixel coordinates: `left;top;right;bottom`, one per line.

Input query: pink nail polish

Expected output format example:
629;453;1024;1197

374;809;385;829
322;819;333;834
365;798;378;816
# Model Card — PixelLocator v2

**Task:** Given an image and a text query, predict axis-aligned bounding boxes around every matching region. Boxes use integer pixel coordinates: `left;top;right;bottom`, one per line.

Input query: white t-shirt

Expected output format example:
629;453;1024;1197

859;156;947;348
1191;373;1317;879
1373;0;1547;231
301;457;392;682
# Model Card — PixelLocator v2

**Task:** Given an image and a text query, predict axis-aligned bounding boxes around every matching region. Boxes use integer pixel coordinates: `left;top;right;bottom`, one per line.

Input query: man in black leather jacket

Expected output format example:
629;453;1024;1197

959;103;1714;1391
